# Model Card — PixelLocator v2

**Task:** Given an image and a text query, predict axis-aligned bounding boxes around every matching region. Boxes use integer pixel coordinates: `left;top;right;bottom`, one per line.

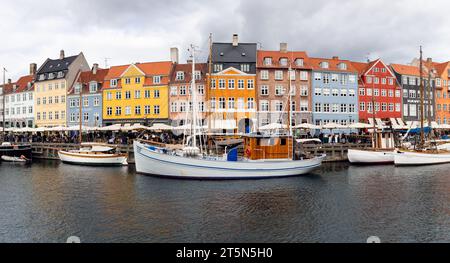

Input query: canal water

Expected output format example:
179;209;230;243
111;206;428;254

0;160;449;243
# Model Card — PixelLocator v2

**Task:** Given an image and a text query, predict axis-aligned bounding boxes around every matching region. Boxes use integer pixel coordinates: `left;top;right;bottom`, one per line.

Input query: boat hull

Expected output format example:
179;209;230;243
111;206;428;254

0;144;32;160
133;141;325;179
394;151;450;166
58;151;128;166
348;149;395;164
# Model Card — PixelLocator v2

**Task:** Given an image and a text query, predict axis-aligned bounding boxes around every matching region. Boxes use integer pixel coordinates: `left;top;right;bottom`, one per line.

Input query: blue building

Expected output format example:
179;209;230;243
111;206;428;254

67;64;107;128
309;57;359;133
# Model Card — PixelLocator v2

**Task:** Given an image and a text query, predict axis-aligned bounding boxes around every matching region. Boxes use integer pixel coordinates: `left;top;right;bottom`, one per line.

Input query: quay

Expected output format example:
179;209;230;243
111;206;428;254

30;142;372;164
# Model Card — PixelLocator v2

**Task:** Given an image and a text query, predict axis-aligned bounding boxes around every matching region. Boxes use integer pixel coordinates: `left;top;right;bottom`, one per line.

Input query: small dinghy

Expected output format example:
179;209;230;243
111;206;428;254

1;155;31;163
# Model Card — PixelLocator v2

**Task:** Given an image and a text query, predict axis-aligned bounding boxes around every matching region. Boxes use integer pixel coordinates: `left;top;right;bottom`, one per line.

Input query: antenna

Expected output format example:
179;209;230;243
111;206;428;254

104;58;112;68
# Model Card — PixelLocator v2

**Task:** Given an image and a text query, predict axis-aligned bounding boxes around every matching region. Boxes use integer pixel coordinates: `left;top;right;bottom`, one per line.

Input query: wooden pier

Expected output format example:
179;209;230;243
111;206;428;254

31;142;372;164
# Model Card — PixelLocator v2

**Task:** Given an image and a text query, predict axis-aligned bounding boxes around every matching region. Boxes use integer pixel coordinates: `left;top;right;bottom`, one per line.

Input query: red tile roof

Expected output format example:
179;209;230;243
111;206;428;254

309;57;358;73
14;75;34;93
257;50;311;69
169;63;208;83
68;68;109;95
390;63;421;76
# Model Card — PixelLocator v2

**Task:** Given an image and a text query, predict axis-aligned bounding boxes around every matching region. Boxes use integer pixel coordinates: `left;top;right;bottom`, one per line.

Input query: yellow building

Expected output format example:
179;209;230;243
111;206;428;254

102;61;173;125
34;50;89;127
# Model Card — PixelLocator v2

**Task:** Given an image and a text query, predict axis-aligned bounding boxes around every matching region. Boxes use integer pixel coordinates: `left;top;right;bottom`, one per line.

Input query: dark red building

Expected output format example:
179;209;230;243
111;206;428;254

351;59;402;122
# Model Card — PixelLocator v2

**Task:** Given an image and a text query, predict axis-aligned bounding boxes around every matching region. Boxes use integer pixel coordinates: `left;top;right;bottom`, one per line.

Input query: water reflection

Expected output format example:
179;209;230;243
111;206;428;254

0;161;449;242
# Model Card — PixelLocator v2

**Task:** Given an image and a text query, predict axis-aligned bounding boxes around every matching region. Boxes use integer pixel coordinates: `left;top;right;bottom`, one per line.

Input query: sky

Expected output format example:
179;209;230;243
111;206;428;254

1;0;450;80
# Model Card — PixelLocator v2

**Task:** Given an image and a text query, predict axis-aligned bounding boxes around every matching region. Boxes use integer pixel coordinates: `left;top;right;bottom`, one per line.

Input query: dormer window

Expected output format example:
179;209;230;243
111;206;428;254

74;84;81;94
213;64;223;72
338;63;347;70
89;82;98;93
264;57;272;66
194;71;201;80
176;71;185;81
295;58;304;67
280;58;288;66
320;62;329;69
110;79;118;87
240;64;250;72
39;74;45;81
48;73;55;79
57;71;64;78
153;76;162;84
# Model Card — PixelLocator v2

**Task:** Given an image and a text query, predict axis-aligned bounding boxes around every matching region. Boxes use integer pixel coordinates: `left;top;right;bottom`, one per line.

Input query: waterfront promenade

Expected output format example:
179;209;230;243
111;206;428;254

30;142;372;163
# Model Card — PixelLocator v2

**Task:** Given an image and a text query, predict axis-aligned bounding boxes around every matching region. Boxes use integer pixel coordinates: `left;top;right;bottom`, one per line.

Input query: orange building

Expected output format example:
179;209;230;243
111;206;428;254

428;61;450;124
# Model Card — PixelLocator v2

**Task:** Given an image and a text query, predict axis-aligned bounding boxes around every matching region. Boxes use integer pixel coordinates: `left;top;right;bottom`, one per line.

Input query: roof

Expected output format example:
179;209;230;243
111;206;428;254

135;61;173;76
211;42;257;63
14;75;34;93
169;63;208;83
309;57;358;73
0;82;15;95
102;65;129;89
257;50;312;69
390;63;421;76
430;61;450;77
37;55;78;75
68;68;109;95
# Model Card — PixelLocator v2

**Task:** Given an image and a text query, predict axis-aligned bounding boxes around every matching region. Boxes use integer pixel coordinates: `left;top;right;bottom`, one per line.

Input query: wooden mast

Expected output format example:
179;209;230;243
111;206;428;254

78;77;83;145
207;33;213;135
371;72;378;149
1;68;6;139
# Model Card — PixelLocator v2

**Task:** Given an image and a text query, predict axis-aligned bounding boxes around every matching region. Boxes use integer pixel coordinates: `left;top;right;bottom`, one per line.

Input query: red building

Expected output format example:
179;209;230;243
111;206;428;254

351;59;402;122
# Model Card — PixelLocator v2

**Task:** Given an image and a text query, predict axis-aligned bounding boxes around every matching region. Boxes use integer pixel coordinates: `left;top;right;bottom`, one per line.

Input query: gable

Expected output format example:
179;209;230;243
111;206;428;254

217;67;249;76
121;64;145;78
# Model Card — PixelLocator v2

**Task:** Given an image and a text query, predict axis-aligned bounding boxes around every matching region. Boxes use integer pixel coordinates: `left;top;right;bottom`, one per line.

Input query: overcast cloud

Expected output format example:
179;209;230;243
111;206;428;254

1;0;450;79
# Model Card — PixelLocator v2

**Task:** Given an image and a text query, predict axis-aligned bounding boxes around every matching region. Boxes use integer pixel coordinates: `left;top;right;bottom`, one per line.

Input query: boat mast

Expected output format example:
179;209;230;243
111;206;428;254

287;53;293;160
419;46;425;149
79;78;83;145
371;73;378;149
207;33;212;135
2;67;6;139
190;44;198;150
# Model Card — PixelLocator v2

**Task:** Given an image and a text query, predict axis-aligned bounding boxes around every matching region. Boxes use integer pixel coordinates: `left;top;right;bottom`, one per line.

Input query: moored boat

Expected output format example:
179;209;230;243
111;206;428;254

58;143;128;166
0;142;33;160
1;155;31;163
394;150;450;166
348;149;395;164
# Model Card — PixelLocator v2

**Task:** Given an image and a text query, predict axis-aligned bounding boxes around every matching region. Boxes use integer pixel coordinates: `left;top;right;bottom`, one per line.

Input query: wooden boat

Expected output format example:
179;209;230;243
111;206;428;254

58;143;128;166
348;149;395;164
394;149;450;166
0;142;33;160
134;136;325;179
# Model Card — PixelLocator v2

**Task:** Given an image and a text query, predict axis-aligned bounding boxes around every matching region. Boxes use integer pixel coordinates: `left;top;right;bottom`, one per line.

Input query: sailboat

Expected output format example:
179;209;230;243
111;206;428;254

58;69;128;166
348;63;395;164
394;46;450;166
133;44;325;179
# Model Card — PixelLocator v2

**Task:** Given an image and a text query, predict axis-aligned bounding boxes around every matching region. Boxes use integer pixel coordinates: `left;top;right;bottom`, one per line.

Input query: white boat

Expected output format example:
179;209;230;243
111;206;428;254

347;149;395;164
58;143;128;166
394;150;450;166
134;140;325;179
1;155;30;163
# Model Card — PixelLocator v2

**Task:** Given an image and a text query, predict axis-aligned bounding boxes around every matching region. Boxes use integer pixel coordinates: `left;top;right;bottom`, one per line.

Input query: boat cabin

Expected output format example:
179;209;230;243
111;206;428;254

373;131;395;149
243;135;294;160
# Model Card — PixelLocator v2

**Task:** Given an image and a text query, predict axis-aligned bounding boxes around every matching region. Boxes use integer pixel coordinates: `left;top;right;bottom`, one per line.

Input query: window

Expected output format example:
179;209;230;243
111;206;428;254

323;74;330;84
359;88;365;96
332;104;339;113
381;89;386;97
332;89;339;97
275;71;283;80
238;80;244;89
93;97;100;106
260;85;269;96
382;78;387;85
219;97;226;109
410;104;417;117
83;97;89;107
388;90;394;97
135;106;141;115
135;90;141;99
125;91;131;99
396;90;401;97
153;105;160;115
241;64;250;72
170;86;177;96
83;112;89;122
89;82;98;93
314;72;321;80
116;92;122;100
340;89;347;97
374;77;379;84
214;64;223;72
176;71;185;80
145;105;151;115
194;71;201;80
264;57;272;65
348;75;356;84
289;70;296;80
375;102;380;112
315;103;321;113
409;90;416;98
210;98;216;110
48;97;53;104
279;58;288;66
382;103;387;112
107;92;112;100
367;88;372;96
323;103;330;112
275;101;284;112
107;107;112;116
340;74;348;85
247;80;254;89
366;76;372;84
36;98;40;105
228;79;235;89
124;106;131;115
115;107;122;116
154;90;160;98
323;88;330;96
320;62;329;69
125;78;131;84
55;96;59;104
198;85;204;95
260;70;269;80
389;103;394;112
228;98;235;109
338;63;347;70
179;102;186;112
314;88;322;96
180;86;187;95
135;77;141;84
300;100;308;112
275;85;284;96
331;74;339;82
300;85;308;96
349;89;355;97
210;79;216;89
340;104;347;113
300;71;308;81
389;78;394;85
349;104;355;113
219;79;225;89
260;101;269;111
247;98;254;109
409;77;416;86
153;76;161;84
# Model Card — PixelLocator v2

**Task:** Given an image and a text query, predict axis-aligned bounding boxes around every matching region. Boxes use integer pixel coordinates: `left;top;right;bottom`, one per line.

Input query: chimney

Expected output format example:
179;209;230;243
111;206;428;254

427;57;432;63
332;56;339;60
29;63;37;75
232;34;239;47
8;79;11;84
60;50;65;60
186;59;193;64
170;47;179;64
92;63;99;74
280;43;288;53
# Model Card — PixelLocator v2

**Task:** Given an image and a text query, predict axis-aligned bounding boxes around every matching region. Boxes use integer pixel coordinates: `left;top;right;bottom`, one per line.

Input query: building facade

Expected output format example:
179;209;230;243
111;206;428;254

208;34;257;133
256;43;312;127
34;50;90;127
310;56;359;130
391;62;436;122
430;61;450;124
351;59;402;122
169;61;207;126
102;61;172;125
67;64;108;127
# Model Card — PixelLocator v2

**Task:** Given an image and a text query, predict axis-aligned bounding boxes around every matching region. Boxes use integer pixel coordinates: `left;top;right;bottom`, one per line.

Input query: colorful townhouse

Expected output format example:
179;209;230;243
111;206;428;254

256;43;313;127
208;34;257;133
310;56;359;130
390;62;436;122
169;59;208;127
0;64;36;128
428;61;450;124
102;60;173;126
34;50;90;127
0;79;14;128
350;59;402;123
67;64;108;127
